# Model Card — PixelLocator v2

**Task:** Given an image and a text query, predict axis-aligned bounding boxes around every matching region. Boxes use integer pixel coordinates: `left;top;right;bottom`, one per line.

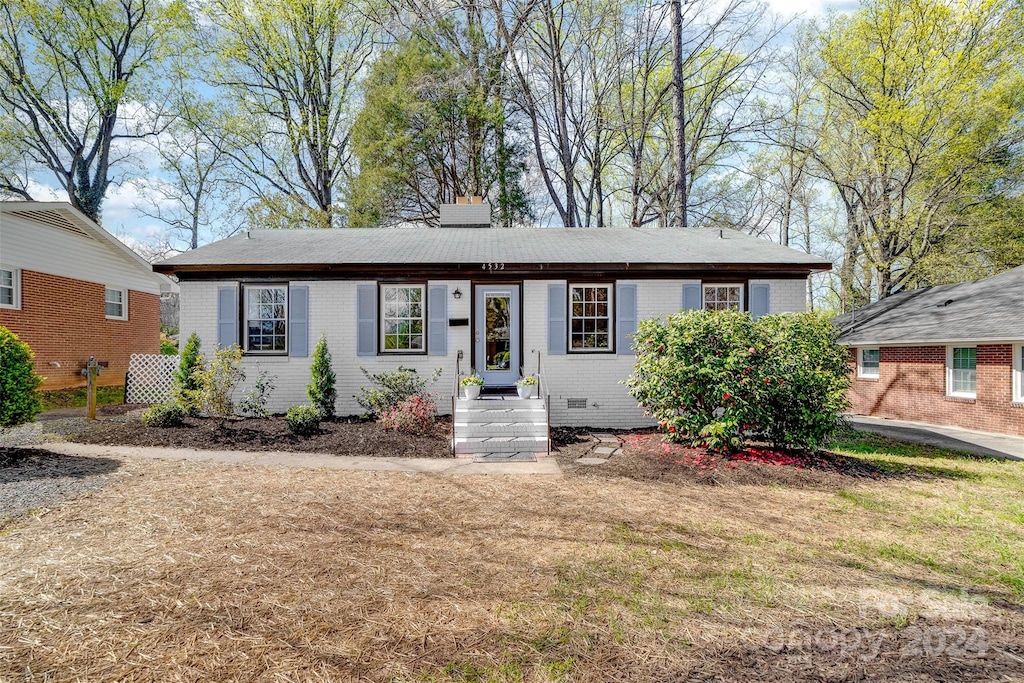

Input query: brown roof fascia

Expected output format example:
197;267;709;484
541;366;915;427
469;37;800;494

157;261;831;280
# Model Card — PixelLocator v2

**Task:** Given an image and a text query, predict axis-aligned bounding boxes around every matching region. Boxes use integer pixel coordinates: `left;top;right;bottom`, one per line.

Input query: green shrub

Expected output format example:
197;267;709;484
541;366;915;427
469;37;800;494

160;334;178;355
172;332;203;411
238;366;276;418
307;335;336;419
0;326;43;427
191;345;245;422
141;402;185;427
750;313;850;450
356;366;441;417
626;310;849;452
285;404;321;436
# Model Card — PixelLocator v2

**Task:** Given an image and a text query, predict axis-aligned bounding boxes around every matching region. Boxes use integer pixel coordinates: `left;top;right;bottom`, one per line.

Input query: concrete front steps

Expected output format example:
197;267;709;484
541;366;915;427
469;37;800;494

453;397;549;460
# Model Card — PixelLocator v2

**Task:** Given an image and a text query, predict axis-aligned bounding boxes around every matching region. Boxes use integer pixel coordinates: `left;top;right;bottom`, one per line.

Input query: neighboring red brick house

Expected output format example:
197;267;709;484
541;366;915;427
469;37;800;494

834;266;1024;437
0;202;176;390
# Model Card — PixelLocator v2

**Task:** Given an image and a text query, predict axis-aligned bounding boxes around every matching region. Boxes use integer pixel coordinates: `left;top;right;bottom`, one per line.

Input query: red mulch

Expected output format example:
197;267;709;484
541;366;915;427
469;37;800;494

558;431;896;489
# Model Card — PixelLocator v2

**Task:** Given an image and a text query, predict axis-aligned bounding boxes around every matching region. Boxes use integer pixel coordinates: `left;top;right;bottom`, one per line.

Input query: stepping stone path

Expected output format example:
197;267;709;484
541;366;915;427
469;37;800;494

576;432;622;466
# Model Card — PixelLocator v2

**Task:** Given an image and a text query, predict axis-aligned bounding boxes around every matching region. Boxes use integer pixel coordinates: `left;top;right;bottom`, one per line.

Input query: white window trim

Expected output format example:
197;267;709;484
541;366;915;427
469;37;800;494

0;265;20;310
104;286;128;320
380;284;427;354
703;283;744;312
946;345;977;399
243;284;288;354
858;347;880;379
1013;344;1024;403
569;283;614;353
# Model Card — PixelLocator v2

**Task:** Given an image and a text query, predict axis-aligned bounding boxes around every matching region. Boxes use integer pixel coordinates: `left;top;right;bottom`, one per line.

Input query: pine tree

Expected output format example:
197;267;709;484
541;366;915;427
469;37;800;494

172;332;203;411
307;335;336;419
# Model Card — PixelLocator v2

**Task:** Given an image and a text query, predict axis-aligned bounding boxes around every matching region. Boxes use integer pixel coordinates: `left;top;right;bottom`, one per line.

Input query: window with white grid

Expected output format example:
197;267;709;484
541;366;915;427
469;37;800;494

703;285;742;311
947;346;977;398
569;284;612;352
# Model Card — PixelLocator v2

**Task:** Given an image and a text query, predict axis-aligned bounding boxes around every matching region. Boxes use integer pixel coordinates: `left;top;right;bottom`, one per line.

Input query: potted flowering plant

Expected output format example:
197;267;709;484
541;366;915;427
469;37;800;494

460;373;484;399
515;374;538;399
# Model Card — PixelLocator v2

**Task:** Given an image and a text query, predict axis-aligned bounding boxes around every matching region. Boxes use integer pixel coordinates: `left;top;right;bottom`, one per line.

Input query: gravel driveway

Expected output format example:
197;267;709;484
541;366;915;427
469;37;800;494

0;419;123;526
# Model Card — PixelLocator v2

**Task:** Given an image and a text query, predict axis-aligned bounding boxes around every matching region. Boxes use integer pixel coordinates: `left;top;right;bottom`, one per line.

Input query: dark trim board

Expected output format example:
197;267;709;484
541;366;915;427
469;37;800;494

162;262;826;281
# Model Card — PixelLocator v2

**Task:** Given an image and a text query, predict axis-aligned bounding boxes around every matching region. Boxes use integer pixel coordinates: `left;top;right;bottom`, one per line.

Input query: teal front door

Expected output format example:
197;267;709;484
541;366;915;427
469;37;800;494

475;284;520;387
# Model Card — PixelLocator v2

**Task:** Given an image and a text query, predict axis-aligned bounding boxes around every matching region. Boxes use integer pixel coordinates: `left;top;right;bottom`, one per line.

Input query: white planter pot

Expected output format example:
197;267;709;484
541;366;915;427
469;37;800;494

463;384;481;400
516;385;534;399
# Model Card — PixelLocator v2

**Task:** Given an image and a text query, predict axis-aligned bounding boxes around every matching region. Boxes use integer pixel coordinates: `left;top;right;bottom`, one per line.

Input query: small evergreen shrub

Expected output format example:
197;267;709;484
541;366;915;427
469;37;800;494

286;404;321;436
356;366;441;417
238;366;276;418
626;310;849;452
378;394;437;434
172;332;203;412
307;335;336;419
141;402;185;427
0;326;43;427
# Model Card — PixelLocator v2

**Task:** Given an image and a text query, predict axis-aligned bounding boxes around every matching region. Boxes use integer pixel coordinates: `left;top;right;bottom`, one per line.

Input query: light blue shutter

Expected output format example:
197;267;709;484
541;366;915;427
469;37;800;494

750;284;770;320
217;286;238;348
682;283;702;311
428;285;447;355
356;285;377;356
616;283;637;355
289;285;309;357
548;283;566;355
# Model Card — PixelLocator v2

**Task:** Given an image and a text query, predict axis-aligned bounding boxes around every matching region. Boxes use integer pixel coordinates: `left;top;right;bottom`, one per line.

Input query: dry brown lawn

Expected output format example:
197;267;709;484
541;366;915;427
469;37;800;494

1;435;1023;682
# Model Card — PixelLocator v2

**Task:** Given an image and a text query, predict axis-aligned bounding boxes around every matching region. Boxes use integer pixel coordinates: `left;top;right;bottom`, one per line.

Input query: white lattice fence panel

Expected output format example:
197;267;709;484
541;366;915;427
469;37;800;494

127;353;179;404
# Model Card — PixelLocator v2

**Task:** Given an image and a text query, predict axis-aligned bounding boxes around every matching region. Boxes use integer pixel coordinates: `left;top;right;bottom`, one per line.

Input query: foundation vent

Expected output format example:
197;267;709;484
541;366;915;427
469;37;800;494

566;398;588;410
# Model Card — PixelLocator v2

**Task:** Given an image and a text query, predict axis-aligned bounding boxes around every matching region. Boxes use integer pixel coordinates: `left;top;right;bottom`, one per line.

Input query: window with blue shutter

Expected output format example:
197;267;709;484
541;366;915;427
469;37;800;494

288;285;309;357
356;285;377;356
616;283;637;355
682;283;701;311
428;285;447;356
547;283;567;355
750;284;770;320
217;286;238;348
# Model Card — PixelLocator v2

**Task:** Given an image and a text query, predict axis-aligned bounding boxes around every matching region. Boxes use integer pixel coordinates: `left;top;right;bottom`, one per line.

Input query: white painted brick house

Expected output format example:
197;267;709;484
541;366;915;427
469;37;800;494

156;207;829;429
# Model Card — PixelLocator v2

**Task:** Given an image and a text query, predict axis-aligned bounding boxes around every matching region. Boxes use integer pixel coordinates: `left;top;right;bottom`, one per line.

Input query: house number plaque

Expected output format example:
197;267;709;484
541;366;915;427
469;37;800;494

481;262;505;271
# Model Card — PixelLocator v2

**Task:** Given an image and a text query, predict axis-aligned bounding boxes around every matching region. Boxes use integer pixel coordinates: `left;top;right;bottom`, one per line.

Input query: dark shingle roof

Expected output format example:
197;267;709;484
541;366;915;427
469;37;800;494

155;226;831;271
834;265;1024;345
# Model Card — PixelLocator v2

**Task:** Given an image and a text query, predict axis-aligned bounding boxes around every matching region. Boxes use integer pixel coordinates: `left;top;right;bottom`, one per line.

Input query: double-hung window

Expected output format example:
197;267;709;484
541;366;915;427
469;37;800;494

0;266;18;309
569;284;612;352
947;346;977;398
382;285;425;352
1014;344;1024;403
858;348;880;379
244;285;287;353
105;287;127;319
704;284;742;311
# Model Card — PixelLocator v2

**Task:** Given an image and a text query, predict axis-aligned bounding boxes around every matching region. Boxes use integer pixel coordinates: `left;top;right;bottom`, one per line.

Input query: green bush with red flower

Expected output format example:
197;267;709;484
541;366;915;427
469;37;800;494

626;310;848;452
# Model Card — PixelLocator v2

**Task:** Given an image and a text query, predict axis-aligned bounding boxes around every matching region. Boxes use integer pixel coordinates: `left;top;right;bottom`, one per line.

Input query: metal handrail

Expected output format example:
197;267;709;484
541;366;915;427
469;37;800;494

534;349;551;455
451;350;462;456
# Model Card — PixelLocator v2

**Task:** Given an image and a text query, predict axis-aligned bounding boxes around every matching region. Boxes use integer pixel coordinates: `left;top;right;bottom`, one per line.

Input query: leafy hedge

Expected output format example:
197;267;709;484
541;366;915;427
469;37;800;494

0;326;43;427
626;311;849;452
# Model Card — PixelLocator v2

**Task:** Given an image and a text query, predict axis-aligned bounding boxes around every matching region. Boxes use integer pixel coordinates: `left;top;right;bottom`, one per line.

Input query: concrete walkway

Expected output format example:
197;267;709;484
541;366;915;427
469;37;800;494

847;415;1024;461
31;442;563;475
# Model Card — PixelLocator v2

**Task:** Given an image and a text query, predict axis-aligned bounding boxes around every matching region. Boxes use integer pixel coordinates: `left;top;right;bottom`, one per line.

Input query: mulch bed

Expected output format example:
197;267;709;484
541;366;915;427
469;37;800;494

557;430;897;489
66;415;453;458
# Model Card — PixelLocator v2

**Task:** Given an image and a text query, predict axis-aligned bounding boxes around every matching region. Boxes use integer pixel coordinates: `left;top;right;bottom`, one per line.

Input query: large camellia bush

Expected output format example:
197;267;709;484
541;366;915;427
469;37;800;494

626;310;849;452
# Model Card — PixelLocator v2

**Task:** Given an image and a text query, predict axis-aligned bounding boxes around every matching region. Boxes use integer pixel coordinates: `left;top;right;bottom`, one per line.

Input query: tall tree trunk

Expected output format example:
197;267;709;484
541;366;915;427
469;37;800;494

670;0;687;228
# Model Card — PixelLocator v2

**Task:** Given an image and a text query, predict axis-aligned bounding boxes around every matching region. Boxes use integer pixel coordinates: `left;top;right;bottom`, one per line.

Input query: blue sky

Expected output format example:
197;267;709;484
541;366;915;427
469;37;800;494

21;0;858;255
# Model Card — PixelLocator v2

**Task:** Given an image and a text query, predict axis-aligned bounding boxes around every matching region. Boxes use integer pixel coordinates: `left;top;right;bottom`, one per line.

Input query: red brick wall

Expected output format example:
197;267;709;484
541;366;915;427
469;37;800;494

0;269;160;390
847;344;1024;437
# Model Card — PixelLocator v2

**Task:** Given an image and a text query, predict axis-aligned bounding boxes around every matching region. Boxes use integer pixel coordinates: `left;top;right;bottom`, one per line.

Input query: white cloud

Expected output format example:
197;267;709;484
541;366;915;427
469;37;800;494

24;179;67;202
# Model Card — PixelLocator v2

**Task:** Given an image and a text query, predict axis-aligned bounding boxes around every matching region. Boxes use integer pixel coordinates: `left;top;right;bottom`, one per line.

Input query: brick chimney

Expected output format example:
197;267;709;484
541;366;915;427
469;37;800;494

439;196;491;228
